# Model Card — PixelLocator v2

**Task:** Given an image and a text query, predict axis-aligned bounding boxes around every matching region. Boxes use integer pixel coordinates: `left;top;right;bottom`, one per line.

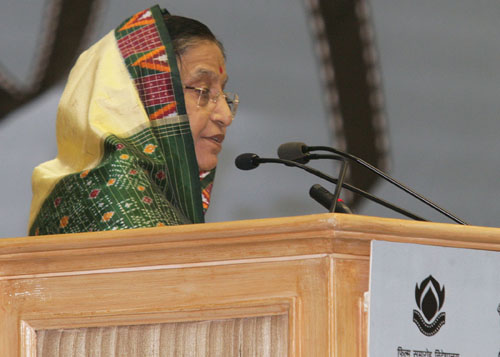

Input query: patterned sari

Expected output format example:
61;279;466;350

29;5;214;235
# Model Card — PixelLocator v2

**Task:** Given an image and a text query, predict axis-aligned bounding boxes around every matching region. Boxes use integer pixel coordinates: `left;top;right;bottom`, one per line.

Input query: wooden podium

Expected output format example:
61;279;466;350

1;213;500;356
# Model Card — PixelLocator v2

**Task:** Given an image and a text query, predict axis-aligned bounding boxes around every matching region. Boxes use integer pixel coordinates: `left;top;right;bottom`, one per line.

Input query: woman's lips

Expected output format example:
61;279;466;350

205;134;225;146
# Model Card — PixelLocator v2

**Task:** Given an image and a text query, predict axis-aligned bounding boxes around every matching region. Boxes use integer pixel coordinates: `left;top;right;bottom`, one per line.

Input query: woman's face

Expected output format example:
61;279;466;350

178;40;233;171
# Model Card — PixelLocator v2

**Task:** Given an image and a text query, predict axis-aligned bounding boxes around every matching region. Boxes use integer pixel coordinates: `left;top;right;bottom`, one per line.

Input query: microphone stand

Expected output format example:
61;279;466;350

253;156;427;221
327;155;348;213
306;147;468;225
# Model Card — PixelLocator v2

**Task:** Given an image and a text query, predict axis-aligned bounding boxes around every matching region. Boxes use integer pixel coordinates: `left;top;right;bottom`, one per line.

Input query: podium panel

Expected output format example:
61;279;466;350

37;315;288;356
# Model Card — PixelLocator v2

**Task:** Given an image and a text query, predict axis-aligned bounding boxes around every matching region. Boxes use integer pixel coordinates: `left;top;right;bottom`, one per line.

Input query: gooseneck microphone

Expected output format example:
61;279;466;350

236;153;346;213
234;153;261;170
235;153;294;170
235;153;427;221
278;142;468;225
309;184;353;214
235;153;343;183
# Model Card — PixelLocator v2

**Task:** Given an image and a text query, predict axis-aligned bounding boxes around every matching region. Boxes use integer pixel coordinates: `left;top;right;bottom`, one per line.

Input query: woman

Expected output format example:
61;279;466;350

28;5;238;235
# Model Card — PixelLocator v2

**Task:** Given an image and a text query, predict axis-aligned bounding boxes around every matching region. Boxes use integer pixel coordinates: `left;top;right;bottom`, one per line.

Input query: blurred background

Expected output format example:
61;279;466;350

1;0;499;238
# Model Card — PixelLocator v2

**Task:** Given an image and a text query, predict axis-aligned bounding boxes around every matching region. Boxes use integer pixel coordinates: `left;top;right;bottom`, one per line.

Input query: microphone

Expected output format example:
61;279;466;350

278;142;310;164
235;153;260;170
235;153;427;221
310;184;353;213
278;142;468;225
235;153;294;170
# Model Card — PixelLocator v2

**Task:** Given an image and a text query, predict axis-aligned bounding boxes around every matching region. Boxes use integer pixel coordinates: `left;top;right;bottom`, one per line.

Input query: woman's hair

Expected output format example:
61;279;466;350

163;15;225;58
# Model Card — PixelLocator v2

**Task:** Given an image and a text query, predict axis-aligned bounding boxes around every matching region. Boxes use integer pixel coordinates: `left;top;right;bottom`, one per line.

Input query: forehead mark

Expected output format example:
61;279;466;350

219;66;223;74
188;67;229;89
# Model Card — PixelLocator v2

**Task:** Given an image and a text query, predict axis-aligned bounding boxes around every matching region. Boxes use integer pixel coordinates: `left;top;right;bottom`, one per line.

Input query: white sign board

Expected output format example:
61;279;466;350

369;240;500;356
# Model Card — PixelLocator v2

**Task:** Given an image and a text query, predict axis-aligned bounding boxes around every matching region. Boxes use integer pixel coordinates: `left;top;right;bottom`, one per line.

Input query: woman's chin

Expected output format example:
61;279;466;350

196;155;218;171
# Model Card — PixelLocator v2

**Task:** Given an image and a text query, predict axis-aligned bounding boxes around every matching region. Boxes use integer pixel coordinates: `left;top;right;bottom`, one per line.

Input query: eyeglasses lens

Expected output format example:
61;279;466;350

193;88;239;117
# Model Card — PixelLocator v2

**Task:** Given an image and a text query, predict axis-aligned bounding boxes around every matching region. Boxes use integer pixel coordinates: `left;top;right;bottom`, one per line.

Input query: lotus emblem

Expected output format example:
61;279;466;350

413;275;446;336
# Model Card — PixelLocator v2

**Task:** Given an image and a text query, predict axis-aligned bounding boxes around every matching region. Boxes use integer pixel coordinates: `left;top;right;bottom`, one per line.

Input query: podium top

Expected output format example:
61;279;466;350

1;213;499;280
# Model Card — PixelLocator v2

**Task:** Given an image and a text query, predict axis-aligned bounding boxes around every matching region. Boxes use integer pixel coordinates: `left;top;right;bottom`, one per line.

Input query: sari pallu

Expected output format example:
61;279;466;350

29;5;214;235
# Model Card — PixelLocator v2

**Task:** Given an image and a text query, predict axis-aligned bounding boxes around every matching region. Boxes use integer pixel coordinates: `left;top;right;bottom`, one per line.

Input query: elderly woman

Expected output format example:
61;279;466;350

28;5;238;235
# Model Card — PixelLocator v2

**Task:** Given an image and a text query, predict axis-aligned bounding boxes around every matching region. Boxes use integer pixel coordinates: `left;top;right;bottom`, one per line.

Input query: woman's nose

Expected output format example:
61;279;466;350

211;96;233;127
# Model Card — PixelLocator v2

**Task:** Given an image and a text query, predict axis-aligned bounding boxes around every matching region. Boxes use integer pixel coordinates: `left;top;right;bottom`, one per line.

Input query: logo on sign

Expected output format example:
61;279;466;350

413;275;446;336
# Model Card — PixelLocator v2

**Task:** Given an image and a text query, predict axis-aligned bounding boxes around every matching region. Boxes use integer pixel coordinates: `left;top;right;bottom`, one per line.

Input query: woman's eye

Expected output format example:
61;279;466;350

198;88;211;100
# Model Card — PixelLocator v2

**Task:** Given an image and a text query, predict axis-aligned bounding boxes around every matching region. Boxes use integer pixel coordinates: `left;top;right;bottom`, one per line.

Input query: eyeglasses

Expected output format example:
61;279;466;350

184;86;239;117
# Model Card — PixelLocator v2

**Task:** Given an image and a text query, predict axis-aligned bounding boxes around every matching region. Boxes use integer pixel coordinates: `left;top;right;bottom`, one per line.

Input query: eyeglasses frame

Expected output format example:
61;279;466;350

183;85;239;117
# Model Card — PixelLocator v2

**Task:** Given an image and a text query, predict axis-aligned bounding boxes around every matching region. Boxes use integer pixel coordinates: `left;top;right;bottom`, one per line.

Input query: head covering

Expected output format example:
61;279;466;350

28;5;215;235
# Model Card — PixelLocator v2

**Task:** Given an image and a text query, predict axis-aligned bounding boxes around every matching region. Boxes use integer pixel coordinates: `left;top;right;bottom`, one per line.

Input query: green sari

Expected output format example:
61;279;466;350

29;6;214;235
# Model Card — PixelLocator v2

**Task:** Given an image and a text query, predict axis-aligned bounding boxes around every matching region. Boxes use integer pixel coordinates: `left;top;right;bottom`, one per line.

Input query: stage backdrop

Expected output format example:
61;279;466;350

1;0;499;237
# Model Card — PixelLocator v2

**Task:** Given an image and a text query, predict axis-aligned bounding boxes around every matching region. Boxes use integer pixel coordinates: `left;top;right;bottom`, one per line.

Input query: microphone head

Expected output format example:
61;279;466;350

277;142;309;164
235;153;260;170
